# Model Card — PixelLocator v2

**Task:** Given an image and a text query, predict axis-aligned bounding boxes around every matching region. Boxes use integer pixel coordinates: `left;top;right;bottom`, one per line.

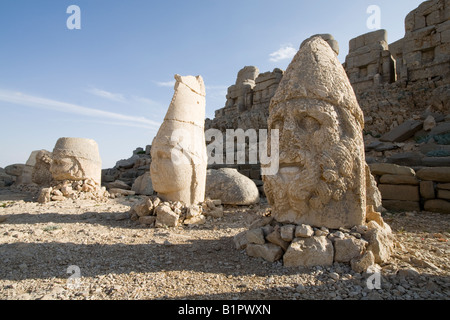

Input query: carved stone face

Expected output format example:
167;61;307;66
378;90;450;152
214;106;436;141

150;135;193;195
263;98;364;228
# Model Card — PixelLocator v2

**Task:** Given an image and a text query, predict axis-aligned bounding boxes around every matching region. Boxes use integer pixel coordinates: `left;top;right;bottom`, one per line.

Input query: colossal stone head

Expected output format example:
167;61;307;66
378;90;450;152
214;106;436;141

50;137;102;186
150;74;207;206
263;37;366;229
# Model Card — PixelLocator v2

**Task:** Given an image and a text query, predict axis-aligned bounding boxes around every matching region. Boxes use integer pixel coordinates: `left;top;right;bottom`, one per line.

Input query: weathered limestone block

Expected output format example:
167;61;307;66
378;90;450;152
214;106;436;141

131;173;154;196
365;164;383;212
351;250;376;273
334;238;367;263
50;138;102;186
155;205;179;228
420;181;436;199
382;200;421;212
378;184;420;201
150;75;207;206
379;120;423;142
283;236;334;267
424;199;450;214
368;163;415;176
417;167;450;182
206;168;259;205
379;174;419;185
246;243;283;262
263;36;367;229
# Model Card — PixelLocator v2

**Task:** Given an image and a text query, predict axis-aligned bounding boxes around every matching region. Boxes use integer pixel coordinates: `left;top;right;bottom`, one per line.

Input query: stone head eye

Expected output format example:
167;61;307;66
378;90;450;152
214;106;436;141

297;116;321;132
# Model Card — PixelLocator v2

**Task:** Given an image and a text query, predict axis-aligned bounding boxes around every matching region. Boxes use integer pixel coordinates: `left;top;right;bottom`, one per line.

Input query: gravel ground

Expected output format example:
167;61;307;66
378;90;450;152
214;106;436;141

0;188;449;300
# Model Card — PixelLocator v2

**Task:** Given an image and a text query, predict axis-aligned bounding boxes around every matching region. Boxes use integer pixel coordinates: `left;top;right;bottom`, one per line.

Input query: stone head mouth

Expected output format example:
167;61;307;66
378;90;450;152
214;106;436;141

278;163;303;180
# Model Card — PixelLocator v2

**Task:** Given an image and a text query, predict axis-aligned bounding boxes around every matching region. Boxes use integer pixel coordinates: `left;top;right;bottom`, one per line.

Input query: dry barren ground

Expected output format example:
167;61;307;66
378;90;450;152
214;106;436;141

0;188;449;300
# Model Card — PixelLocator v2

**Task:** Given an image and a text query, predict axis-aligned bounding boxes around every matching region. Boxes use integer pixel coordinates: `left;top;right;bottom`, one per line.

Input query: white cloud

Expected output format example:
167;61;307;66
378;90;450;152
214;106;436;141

269;45;298;62
0;89;161;130
155;80;176;87
86;87;127;103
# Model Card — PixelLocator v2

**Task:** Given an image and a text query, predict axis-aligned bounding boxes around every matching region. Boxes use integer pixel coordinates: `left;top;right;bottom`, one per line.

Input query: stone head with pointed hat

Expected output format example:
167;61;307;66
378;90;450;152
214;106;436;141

263;36;367;229
150;74;207;206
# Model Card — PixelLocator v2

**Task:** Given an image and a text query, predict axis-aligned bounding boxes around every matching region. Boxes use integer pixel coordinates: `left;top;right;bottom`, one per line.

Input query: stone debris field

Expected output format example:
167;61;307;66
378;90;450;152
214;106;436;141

0;190;448;300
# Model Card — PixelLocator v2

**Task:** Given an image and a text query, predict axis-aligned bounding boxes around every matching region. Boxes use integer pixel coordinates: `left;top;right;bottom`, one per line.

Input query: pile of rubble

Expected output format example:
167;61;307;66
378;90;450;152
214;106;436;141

129;196;224;228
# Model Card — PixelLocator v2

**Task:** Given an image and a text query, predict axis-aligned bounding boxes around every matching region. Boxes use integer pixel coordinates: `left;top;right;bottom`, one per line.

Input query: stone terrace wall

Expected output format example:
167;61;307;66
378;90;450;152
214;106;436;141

370;163;450;214
349;0;450;136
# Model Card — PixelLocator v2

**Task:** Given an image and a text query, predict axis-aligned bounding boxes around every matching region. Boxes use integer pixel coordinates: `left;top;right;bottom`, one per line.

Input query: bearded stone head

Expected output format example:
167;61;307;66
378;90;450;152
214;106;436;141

263;37;366;229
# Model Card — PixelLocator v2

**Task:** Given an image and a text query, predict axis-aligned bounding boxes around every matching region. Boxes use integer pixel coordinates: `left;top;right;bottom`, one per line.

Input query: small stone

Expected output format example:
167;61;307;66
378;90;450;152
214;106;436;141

246;228;266;245
183;215;206;225
234;231;249;250
283;236;334;267
51;195;66;202
186;205;202;218
280;225;295;242
266;229;290;251
132;198;153;217
155;205;179;228
332;231;345;239
351;251;375;274
398;267;420;278
38;188;52;204
295;284;306;293
334;238;367;263
352;225;368;234
246;243;283;263
139;216;156;226
315;230;328;237
295;224;314;238
329;272;340;281
249;216;273;229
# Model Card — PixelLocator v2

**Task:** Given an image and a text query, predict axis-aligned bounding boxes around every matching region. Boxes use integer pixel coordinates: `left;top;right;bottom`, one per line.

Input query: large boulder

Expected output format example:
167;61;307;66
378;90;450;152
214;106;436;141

50;137;102;186
206;168;260;205
131;173;154;196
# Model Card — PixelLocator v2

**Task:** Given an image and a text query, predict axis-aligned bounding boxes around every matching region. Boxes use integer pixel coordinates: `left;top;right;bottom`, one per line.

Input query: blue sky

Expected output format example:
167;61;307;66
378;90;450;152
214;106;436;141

0;0;424;169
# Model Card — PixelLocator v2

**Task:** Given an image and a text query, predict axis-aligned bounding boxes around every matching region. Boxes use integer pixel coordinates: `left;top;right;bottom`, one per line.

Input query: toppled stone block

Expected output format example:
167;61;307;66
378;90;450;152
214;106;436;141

379;120;423;142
